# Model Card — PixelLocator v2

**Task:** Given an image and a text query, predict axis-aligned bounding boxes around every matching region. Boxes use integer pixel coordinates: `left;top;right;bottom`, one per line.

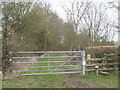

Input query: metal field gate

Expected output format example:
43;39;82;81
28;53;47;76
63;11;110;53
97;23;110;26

11;51;86;76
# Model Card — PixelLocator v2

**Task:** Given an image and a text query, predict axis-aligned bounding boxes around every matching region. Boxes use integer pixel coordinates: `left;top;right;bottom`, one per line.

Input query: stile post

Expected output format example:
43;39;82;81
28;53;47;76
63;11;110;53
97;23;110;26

82;50;86;75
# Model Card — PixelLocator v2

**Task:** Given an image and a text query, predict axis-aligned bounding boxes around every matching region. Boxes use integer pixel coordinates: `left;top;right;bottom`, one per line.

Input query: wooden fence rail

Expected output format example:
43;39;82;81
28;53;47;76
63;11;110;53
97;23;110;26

86;58;119;73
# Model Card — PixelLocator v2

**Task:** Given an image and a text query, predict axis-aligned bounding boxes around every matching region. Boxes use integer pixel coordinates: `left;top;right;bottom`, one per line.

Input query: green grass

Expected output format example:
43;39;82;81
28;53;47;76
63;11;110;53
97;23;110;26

2;74;66;88
2;53;118;88
0;81;1;89
2;73;118;88
81;73;118;88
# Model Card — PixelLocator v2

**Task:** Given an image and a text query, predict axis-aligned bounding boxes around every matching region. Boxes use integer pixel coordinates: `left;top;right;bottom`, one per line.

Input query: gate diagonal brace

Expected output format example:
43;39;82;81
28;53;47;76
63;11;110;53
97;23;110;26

49;53;80;73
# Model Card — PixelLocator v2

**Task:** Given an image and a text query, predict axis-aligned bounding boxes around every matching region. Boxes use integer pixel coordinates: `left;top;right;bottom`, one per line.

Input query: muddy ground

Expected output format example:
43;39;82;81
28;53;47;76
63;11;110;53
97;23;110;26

58;74;94;88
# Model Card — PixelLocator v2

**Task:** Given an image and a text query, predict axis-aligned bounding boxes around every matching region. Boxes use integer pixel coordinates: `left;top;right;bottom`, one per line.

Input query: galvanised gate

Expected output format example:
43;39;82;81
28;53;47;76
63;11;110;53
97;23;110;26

11;51;86;75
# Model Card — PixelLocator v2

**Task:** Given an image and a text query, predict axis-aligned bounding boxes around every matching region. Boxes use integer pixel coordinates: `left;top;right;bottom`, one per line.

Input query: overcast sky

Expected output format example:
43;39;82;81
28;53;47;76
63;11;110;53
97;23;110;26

42;0;117;20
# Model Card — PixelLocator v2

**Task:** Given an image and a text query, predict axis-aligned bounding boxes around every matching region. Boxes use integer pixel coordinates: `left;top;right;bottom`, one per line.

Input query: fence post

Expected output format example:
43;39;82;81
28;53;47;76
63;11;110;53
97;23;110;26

82;50;86;75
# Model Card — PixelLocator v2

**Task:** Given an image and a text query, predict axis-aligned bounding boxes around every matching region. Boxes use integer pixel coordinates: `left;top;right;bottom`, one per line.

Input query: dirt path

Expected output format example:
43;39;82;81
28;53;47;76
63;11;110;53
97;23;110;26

60;74;94;88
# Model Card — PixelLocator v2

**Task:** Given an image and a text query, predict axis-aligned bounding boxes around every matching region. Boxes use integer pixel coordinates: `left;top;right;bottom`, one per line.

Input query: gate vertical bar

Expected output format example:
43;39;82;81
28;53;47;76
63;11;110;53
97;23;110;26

82;50;86;75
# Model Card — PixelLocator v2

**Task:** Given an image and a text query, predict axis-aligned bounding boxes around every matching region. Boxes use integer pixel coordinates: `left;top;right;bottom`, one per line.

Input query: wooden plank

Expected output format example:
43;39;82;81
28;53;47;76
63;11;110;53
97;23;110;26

99;71;109;75
86;58;117;61
86;63;119;67
85;45;119;49
86;68;119;72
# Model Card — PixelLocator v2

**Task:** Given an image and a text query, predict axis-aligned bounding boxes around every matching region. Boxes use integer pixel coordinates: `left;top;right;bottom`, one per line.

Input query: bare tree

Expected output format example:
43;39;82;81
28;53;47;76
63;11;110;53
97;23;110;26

62;0;115;49
82;2;115;45
62;0;92;50
62;0;91;34
106;0;119;45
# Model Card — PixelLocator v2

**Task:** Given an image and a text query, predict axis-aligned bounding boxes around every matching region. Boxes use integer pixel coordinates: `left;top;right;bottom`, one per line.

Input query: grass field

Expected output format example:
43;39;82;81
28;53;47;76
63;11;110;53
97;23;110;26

81;73;118;88
2;53;119;88
2;73;118;88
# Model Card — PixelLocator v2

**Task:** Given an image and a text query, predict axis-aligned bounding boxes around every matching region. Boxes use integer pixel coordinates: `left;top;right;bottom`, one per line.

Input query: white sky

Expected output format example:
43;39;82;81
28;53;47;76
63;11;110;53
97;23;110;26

42;0;117;20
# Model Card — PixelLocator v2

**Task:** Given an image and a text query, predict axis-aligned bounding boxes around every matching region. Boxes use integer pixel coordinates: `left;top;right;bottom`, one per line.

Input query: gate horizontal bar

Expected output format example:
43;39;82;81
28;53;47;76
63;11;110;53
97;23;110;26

12;56;81;59
21;71;82;75
12;61;80;64
14;51;83;54
13;68;81;72
11;65;80;69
